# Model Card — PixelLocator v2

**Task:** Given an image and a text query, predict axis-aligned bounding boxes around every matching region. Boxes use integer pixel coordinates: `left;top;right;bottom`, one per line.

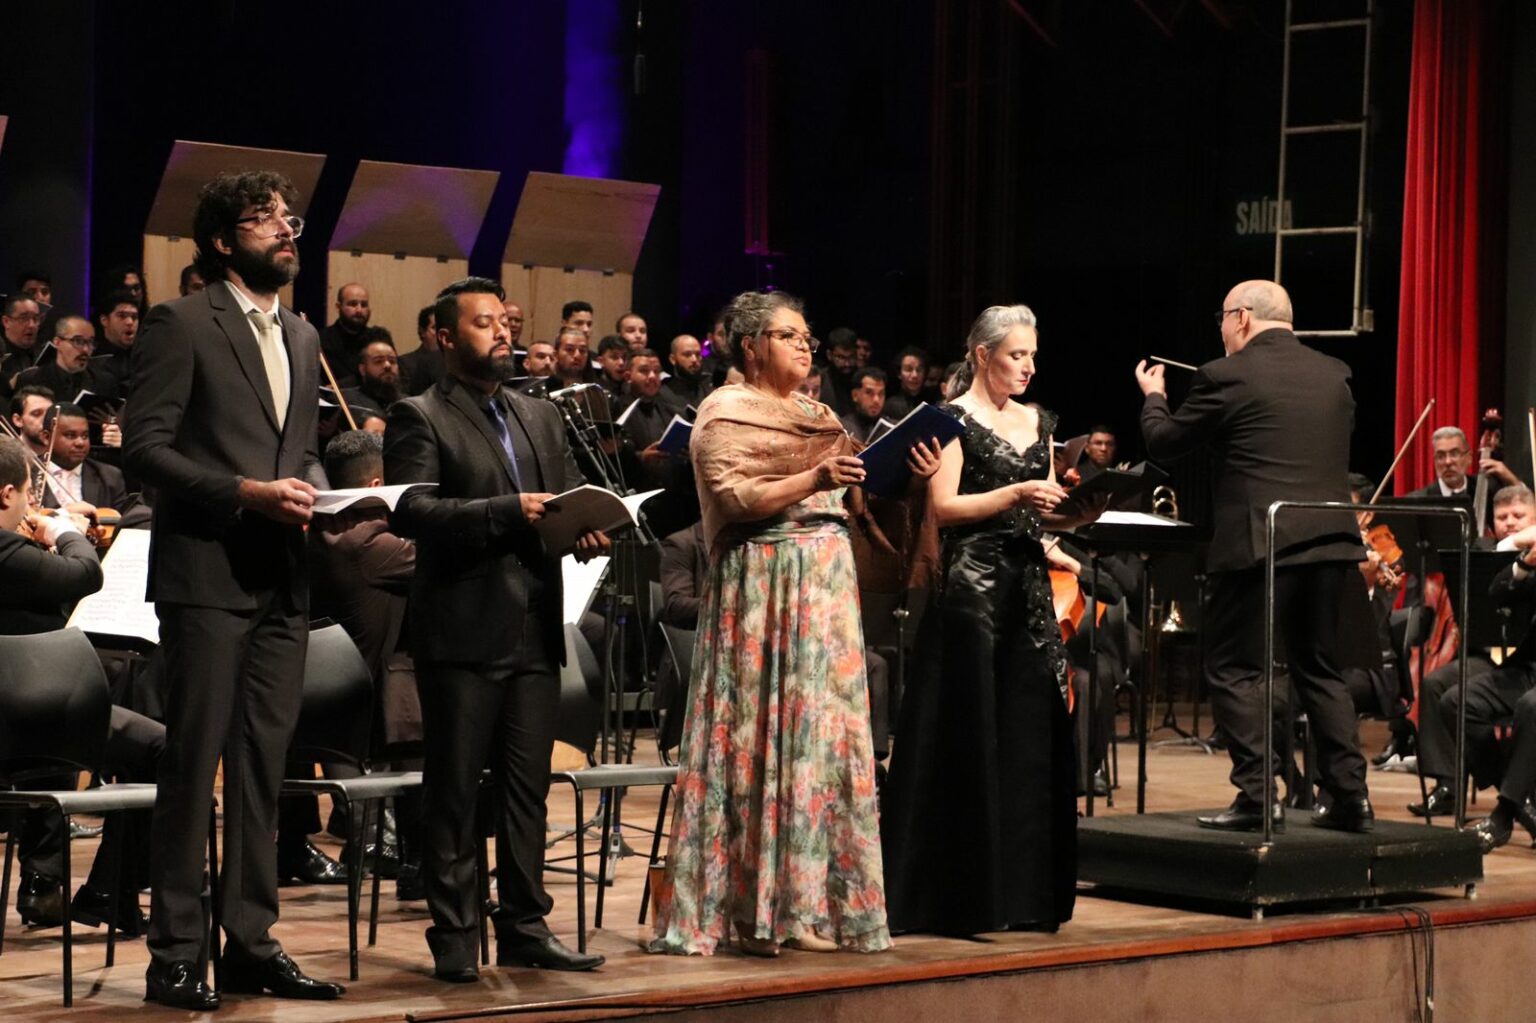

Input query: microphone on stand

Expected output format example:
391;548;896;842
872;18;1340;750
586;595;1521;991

549;382;600;400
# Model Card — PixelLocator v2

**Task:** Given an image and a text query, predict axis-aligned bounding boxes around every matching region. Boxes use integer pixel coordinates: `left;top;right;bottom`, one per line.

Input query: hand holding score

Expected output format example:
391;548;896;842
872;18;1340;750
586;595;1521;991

1134;359;1167;398
238;477;317;525
815;455;866;491
519;492;556;523
573;530;612;563
906;437;943;479
1013;478;1068;513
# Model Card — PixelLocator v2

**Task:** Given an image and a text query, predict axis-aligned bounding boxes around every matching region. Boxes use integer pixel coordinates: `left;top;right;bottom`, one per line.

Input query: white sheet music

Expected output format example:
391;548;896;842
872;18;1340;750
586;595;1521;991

1093;510;1181;527
312;483;435;515
65;528;159;644
562;554;610;624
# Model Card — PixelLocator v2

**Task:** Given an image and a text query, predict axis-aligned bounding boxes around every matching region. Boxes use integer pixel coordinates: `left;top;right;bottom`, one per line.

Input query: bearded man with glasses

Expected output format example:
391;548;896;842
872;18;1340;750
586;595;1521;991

123;169;341;1009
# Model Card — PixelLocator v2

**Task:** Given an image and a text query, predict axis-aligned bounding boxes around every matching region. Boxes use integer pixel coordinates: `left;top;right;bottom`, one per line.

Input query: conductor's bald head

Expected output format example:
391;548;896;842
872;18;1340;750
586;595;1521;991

1218;280;1293;355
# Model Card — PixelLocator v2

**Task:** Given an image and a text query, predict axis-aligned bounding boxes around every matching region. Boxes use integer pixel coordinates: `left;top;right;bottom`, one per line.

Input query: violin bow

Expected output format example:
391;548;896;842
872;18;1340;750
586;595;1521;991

316;349;360;432
1369;399;1435;505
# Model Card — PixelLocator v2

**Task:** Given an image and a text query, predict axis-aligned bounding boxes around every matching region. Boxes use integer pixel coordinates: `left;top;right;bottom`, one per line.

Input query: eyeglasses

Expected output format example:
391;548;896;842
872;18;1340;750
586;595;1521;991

235;209;305;239
759;328;820;353
1213;306;1252;326
57;335;95;350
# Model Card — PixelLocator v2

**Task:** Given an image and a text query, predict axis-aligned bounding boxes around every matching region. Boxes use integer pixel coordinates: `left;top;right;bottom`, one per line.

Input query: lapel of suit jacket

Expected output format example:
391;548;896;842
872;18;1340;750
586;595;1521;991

442;376;522;491
208;281;281;435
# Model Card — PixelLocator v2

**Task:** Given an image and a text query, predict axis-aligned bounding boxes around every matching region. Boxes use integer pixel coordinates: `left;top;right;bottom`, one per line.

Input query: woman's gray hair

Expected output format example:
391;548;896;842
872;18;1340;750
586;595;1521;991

721;290;805;372
946;304;1038;399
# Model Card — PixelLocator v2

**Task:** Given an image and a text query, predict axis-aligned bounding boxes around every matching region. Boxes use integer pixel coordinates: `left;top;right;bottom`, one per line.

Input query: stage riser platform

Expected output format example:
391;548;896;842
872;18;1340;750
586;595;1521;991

1079;811;1483;912
509;915;1535;1023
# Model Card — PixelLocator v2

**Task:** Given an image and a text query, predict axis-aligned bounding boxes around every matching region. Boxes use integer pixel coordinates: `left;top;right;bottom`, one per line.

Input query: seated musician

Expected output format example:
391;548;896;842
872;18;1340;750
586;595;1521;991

0;436;163;936
284;429;423;896
1412;484;1536;817
41;402;132;515
1466;522;1536;849
1345;474;1413;743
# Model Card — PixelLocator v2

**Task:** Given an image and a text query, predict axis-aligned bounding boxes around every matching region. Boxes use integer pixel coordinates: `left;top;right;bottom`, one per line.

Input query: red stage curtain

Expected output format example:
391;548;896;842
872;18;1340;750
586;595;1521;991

1394;0;1509;493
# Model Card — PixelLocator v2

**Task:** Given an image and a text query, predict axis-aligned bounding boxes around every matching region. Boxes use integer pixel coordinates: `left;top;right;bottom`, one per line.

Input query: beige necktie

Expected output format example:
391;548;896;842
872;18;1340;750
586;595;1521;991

247;309;289;430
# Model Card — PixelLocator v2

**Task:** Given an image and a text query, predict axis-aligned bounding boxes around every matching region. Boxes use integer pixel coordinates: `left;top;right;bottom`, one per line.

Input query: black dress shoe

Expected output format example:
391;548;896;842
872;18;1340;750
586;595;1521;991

1408;784;1455;818
71;883;148;937
222;949;346;999
16;871;64;928
496;934;605;971
340;840;401;879
278;840;348;885
145;959;220;1011
395;862;425;901
1467;815;1512;854
1312;794;1375;833
1196;802;1284;833
433;962;480;983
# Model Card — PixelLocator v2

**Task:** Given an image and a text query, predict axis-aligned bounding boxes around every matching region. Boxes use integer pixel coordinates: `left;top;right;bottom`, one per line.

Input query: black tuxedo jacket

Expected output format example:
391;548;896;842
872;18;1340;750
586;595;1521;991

122;281;324;610
41;458;129;511
1141;328;1363;573
0;530;103;634
384;374;584;666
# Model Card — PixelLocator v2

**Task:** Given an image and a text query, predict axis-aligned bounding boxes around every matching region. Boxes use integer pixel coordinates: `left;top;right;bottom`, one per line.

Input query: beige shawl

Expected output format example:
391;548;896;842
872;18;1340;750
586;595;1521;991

690;384;852;554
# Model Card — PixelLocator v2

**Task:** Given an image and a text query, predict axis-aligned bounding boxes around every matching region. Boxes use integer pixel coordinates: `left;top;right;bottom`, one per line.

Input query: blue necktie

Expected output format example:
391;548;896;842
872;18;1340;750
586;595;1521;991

484;399;525;491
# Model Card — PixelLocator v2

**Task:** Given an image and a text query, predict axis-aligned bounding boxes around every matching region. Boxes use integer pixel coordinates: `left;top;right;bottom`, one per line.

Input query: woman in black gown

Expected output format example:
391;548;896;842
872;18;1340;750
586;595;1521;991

881;304;1100;935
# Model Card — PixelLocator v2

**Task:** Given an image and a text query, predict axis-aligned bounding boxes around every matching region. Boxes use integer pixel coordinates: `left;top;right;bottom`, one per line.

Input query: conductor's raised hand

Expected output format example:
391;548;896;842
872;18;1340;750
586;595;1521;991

814;455;867;491
519;492;556;523
573;530;611;563
238;477;317;525
906;437;943;479
1134;359;1167;398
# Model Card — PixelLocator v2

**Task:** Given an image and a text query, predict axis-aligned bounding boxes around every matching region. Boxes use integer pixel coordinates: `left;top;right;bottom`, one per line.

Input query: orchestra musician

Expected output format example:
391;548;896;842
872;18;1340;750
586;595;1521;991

1136;280;1370;833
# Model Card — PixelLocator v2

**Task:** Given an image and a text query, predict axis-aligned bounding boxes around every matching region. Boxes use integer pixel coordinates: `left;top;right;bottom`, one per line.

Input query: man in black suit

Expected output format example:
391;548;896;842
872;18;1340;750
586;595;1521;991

40;403;129;512
385;277;610;982
399;305;444;397
123;170;342;1009
1137;280;1371;833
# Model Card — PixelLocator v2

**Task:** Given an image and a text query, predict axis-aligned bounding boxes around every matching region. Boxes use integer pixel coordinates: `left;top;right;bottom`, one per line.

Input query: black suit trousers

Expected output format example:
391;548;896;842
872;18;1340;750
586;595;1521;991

1205;562;1367;805
417;617;559;970
147;595;307;965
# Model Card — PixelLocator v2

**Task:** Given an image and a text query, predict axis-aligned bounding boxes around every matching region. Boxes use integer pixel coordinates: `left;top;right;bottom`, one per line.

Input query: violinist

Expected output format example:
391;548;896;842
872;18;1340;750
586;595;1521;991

1344;474;1413;727
0;436;167;938
9;384;56;460
1411;484;1536;818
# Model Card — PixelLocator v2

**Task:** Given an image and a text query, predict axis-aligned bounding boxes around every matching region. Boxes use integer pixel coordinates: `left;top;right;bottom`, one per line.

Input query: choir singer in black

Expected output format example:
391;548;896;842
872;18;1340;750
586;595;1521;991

1135;280;1369;833
384;277;610;983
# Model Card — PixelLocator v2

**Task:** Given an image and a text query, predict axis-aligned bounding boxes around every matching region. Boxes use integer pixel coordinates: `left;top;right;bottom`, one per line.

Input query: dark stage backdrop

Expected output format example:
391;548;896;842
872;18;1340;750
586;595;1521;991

82;1;567;321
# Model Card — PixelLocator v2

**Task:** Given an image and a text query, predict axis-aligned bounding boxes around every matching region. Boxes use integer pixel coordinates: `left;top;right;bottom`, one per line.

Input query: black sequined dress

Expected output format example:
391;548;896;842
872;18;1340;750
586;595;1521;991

880;404;1077;935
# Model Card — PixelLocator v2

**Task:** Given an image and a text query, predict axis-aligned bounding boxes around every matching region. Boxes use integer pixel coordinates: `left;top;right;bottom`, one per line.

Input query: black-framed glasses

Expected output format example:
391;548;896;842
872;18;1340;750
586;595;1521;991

1213;306;1252;326
760;328;820;353
57;335;95;350
235;210;305;239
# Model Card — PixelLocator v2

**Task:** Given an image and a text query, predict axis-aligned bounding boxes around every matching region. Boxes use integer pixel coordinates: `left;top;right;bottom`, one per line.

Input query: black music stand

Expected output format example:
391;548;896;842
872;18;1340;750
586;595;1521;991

1069;513;1205;816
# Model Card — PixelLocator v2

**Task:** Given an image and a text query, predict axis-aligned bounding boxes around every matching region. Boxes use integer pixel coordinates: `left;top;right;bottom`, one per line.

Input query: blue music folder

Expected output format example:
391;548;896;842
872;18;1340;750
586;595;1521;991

856;402;966;497
655;415;693;455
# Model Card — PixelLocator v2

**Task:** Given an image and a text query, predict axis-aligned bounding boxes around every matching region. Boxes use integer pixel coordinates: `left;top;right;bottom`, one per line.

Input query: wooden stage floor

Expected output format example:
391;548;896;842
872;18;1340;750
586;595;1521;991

4;715;1535;1021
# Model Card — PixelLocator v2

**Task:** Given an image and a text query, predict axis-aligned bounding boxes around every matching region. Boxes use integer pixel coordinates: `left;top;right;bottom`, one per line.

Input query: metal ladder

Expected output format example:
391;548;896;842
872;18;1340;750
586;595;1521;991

1273;0;1376;337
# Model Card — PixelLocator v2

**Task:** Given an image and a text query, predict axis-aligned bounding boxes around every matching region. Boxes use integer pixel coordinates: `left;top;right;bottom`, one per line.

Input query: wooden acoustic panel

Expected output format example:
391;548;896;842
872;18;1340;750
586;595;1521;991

502;264;633;351
325;251;467;357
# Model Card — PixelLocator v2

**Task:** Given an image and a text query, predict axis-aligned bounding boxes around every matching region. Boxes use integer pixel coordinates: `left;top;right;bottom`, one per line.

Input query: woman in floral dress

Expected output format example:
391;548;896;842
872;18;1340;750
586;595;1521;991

649;290;935;957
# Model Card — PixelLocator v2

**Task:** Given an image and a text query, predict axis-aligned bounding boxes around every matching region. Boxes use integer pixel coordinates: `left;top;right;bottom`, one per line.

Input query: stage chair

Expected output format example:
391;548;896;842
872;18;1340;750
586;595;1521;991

0;630;168;1007
279;624;422;982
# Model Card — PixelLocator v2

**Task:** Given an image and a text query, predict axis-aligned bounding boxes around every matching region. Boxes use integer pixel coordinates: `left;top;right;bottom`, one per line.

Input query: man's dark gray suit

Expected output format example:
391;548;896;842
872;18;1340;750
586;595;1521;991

123;280;324;967
1142;328;1367;807
384;374;583;971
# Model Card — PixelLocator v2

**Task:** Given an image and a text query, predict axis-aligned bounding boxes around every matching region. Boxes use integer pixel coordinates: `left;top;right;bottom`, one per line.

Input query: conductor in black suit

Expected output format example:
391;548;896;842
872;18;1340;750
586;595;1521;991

1136;280;1371;833
123;171;342;1009
385;277;610;982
